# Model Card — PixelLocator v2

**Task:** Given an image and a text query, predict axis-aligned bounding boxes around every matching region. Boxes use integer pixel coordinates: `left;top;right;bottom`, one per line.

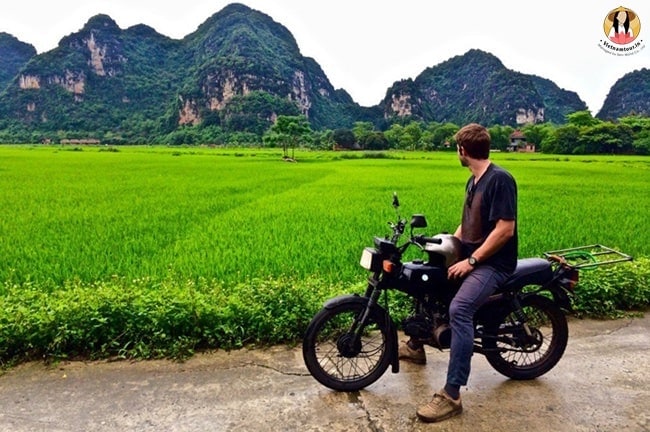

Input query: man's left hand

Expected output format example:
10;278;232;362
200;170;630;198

448;259;474;279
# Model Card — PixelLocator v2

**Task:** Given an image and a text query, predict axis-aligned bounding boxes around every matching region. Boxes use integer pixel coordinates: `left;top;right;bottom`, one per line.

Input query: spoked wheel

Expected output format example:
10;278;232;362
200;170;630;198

483;294;568;380
302;300;391;391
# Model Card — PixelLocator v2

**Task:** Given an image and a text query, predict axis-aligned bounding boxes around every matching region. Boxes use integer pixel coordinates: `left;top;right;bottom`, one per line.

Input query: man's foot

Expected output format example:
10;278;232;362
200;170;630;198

398;341;426;365
416;389;463;423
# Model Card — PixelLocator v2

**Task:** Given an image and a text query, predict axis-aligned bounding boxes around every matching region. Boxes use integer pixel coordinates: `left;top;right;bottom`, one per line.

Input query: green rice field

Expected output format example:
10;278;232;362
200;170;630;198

1;145;648;288
1;145;649;361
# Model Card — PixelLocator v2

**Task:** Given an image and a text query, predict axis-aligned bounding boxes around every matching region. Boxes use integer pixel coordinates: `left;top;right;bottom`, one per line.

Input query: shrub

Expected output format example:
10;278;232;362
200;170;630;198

0;276;346;366
572;258;650;318
1;259;648;366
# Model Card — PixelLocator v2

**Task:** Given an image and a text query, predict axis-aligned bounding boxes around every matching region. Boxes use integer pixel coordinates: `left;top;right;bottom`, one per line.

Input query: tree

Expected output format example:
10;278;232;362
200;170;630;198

363;132;390;150
402;121;423;150
540;133;559;154
263;115;312;160
488;125;514;151
310;129;335;150
352;122;374;148
424;122;459;150
566;110;600;127
521;123;554;149
383;124;403;149
383;121;423;150
164;126;201;145
332;128;356;149
619;115;650;155
578;122;634;154
549;124;580;154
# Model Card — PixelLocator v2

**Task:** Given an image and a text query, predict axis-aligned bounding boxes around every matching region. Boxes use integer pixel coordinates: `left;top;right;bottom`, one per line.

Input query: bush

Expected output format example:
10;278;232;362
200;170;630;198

0;259;648;366
0;276;345;366
572;257;650;318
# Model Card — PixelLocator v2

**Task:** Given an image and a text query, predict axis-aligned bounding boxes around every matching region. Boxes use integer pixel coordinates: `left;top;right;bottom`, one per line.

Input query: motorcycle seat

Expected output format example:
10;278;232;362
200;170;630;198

498;258;553;292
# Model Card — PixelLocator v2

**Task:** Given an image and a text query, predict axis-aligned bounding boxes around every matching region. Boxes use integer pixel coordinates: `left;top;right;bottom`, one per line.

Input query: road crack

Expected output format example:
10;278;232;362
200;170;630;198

243;361;311;377
348;391;384;432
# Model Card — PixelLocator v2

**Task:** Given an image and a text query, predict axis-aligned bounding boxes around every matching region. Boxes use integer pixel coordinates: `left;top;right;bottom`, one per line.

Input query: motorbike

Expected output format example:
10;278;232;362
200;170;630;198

302;193;583;392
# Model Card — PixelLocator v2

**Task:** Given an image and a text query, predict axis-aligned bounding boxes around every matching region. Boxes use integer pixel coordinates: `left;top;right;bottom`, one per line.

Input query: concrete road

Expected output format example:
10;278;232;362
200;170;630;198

0;314;648;432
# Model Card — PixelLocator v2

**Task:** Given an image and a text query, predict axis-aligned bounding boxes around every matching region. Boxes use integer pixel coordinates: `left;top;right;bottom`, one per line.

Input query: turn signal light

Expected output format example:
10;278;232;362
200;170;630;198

382;260;395;273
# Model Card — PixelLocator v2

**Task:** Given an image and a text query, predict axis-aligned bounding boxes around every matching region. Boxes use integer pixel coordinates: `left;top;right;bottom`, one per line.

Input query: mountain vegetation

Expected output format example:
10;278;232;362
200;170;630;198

379;49;587;126
0;3;648;152
0;32;36;91
599;68;650;120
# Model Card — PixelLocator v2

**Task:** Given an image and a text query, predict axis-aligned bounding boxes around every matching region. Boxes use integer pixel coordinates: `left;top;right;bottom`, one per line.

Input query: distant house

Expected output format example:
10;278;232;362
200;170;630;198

60;139;101;145
508;130;535;152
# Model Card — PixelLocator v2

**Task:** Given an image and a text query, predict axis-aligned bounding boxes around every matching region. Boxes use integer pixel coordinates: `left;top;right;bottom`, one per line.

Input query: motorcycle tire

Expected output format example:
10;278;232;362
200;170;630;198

482;294;569;380
302;300;392;391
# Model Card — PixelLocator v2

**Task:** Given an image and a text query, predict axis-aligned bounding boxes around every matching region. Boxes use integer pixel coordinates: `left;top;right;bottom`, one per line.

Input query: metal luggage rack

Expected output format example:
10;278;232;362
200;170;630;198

543;244;633;270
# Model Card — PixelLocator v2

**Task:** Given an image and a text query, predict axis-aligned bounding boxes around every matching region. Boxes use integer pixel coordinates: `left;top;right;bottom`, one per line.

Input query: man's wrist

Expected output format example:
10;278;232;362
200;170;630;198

468;256;478;266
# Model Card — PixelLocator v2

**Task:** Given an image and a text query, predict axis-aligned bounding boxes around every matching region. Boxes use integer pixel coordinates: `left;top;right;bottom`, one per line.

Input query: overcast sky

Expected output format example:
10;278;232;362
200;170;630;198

1;0;648;114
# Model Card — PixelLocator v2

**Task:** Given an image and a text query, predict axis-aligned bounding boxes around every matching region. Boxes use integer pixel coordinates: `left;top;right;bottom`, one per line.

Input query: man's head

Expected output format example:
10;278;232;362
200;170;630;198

455;123;491;165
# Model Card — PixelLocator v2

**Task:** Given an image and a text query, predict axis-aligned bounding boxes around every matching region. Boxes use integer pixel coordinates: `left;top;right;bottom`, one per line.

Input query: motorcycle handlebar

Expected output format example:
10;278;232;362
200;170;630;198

413;235;443;246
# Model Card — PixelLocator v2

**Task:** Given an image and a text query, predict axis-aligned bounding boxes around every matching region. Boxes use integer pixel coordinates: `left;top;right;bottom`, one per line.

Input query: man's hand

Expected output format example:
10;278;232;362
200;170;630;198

448;258;474;279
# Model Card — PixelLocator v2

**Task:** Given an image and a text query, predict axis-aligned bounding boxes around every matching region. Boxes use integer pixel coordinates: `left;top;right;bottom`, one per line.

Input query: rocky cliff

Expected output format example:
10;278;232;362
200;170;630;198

0;3;646;140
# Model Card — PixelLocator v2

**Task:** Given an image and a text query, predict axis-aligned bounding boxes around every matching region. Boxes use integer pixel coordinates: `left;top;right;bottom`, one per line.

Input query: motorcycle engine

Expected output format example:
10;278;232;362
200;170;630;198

403;314;433;340
403;313;451;349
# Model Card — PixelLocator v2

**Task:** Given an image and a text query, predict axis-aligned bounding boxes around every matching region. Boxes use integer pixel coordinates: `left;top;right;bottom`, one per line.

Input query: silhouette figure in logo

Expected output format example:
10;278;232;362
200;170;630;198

607;8;637;44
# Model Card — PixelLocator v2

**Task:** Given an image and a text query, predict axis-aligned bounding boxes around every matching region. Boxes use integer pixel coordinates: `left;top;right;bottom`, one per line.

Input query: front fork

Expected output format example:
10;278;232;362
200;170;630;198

341;286;382;349
357;276;383;333
357;274;400;373
322;285;398;372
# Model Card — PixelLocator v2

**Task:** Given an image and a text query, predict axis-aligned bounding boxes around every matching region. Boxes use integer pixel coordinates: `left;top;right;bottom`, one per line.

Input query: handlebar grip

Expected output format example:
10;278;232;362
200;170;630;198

414;235;443;245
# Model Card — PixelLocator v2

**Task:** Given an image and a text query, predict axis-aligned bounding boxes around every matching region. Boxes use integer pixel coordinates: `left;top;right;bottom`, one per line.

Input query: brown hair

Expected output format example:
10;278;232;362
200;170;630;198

455;123;490;159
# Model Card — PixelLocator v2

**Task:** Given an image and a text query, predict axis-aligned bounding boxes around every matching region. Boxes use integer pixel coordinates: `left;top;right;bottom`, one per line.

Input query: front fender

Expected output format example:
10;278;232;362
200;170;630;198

322;294;400;374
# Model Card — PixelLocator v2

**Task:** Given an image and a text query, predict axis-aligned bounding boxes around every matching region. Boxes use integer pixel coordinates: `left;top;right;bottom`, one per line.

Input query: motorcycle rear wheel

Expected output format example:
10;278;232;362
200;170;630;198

302;300;391;391
483;294;568;380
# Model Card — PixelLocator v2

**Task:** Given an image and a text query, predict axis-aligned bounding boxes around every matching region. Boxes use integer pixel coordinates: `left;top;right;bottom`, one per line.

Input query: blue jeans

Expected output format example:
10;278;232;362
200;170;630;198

446;266;510;387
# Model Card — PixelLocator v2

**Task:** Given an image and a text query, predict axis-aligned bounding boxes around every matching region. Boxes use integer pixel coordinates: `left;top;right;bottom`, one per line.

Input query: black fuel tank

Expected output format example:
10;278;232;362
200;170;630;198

398;261;448;297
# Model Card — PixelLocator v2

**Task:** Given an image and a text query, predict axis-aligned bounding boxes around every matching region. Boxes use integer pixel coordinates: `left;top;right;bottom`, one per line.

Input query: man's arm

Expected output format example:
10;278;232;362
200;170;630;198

448;219;515;279
470;219;515;264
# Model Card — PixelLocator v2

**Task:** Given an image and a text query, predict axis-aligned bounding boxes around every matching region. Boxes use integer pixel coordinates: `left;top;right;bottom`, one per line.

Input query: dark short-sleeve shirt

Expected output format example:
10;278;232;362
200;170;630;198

461;163;518;273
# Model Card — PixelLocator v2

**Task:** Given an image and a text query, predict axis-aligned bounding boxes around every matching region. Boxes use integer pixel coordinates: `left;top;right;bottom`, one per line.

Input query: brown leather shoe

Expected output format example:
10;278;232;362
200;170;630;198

398;341;426;365
416;389;463;423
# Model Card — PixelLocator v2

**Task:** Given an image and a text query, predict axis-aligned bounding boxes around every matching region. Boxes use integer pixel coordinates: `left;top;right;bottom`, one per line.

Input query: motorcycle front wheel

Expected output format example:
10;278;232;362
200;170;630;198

482;294;569;380
302;300;391;391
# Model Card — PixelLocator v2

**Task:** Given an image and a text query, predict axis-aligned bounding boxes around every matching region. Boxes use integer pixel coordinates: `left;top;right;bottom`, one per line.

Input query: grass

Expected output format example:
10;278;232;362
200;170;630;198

0;145;648;363
1;146;647;286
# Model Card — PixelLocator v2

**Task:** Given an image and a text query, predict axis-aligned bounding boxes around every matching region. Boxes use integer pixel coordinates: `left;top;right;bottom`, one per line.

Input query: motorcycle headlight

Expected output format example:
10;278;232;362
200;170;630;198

360;248;382;272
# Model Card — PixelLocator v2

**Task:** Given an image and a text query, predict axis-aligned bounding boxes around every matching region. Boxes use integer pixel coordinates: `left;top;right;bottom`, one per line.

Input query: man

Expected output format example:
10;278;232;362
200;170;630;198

399;123;518;423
